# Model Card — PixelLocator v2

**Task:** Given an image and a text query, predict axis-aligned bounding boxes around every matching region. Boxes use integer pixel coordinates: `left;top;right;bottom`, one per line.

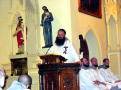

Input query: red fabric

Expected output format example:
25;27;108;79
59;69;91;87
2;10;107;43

16;24;24;47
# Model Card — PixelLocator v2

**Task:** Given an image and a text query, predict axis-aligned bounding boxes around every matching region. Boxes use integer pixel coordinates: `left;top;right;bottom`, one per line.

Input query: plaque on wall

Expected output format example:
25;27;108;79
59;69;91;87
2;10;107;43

11;58;28;76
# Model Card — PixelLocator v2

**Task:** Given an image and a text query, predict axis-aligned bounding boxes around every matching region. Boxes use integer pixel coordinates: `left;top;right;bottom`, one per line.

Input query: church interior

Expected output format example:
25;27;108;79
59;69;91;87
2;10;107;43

0;0;121;90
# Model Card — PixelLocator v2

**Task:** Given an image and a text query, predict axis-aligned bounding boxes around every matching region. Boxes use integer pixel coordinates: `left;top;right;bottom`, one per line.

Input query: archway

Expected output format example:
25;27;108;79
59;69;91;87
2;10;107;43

85;31;100;63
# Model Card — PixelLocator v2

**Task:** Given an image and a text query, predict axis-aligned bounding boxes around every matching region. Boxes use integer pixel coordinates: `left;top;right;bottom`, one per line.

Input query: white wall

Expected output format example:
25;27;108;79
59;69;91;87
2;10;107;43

85;31;100;63
25;0;41;54
70;0;107;60
0;0;13;64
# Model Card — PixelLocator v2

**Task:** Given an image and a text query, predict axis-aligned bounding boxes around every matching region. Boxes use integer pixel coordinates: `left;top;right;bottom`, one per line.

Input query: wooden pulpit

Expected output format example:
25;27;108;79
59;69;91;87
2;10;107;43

38;54;80;90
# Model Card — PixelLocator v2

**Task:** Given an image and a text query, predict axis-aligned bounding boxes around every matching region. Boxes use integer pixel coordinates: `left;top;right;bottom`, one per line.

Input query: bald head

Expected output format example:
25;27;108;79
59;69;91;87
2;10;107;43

18;75;32;88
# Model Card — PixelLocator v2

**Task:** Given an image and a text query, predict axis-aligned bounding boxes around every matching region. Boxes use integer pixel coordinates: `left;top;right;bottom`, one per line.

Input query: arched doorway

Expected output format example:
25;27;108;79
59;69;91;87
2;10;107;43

85;31;100;63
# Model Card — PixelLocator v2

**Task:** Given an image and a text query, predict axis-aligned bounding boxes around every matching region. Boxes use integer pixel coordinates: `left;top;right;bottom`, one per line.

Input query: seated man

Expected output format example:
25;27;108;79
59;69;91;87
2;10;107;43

99;58;121;89
7;75;32;90
48;29;80;63
79;58;101;90
90;57;109;90
0;68;5;90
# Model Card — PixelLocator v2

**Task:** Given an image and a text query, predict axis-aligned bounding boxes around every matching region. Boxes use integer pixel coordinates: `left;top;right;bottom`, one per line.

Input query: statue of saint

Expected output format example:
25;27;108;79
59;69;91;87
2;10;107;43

41;6;54;48
13;16;24;54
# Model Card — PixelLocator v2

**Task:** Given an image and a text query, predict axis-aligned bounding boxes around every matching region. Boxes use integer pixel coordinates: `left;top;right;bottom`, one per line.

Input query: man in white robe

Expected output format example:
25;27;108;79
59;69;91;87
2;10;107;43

7;75;32;90
90;57;109;90
48;29;80;63
79;58;101;90
99;58;121;90
0;68;5;90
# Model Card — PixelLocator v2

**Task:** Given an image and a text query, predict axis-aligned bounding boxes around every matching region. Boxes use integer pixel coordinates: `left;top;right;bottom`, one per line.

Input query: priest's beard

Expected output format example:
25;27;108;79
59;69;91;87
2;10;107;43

55;37;66;46
93;64;98;68
105;65;109;68
83;64;89;68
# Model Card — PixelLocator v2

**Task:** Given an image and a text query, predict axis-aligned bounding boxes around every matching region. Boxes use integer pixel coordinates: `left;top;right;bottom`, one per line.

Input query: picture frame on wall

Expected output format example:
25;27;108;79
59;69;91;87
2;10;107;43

78;0;102;18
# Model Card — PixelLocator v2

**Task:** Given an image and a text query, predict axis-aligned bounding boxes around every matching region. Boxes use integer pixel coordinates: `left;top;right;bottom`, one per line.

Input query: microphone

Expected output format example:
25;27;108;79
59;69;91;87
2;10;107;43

45;46;52;54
